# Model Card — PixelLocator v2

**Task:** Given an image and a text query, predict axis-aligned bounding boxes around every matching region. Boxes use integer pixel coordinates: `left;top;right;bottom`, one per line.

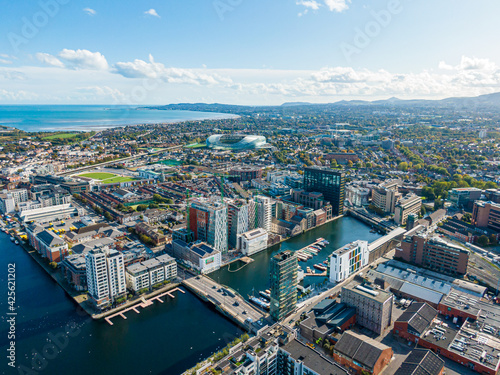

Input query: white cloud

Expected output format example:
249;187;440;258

0;89;38;101
324;0;350;12
83;8;96;16
438;61;454;70
58;49;109;70
113;54;232;85
144;9;160;18
297;0;321;10
0;59;13;65
439;56;497;72
36;52;65;68
1;56;499;104
459;56;496;71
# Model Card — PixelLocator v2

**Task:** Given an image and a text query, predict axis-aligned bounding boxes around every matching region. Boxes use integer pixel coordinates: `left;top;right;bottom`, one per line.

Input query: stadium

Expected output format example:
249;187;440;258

206;134;269;150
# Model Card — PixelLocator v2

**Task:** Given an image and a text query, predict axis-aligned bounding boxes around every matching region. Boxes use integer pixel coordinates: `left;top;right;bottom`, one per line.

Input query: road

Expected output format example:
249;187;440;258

469;253;500;291
183;275;265;325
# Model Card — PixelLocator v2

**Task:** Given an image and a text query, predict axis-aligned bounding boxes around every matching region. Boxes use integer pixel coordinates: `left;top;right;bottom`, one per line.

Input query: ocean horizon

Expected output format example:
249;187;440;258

0;105;238;132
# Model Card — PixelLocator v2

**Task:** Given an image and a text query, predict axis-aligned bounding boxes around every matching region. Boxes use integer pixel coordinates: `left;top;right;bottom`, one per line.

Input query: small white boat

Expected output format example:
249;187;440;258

15;240;19;245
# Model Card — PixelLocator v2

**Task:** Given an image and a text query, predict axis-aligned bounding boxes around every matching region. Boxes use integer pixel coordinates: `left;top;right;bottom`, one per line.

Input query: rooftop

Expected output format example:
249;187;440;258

280;339;348;375
343;282;393;304
394;349;444;375
334;331;391;370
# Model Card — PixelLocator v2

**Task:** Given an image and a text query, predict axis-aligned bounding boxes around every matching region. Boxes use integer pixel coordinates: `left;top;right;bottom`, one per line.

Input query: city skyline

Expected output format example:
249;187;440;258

0;0;499;104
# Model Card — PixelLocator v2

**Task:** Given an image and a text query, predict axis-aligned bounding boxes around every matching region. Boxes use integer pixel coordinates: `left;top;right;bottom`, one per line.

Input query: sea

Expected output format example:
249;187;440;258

0;105;238;132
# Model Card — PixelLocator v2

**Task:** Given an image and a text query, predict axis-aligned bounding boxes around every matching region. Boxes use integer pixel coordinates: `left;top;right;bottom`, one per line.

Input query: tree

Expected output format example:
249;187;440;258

462;213;472;223
137;204;148;212
104;211;113;221
490;234;498;246
478;235;489;247
398;162;409;172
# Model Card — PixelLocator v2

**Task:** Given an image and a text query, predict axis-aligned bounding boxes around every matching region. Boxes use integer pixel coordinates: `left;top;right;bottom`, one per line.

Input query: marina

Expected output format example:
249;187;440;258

105;287;185;325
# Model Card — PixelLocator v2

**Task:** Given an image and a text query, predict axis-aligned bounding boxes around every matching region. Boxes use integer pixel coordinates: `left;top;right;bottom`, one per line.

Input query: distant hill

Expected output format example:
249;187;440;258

147;92;500;114
332;92;500;110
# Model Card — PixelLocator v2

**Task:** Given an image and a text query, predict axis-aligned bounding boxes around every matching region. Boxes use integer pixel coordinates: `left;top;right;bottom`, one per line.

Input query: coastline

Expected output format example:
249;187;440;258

0;105;240;132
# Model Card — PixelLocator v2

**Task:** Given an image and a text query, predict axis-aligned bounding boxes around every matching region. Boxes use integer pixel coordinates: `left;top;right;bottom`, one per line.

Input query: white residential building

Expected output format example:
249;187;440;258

237;228;269;256
106;250;126;298
125;254;177;293
0;194;15;214
142;258;165;286
125;263;150;292
3;188;29;205
85;247;126;309
256;195;273;232
329;240;369;283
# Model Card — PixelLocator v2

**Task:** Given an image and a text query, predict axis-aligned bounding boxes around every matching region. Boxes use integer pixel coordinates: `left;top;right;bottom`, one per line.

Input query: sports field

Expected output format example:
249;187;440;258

43;133;80;140
77;172;136;183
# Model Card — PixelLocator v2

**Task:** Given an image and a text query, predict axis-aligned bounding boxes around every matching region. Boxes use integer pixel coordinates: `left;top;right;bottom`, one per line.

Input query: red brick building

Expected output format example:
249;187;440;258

394;302;500;375
332;331;393;375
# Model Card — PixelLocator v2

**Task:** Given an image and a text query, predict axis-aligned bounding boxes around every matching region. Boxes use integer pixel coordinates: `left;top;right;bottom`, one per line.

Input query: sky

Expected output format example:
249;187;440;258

0;0;499;105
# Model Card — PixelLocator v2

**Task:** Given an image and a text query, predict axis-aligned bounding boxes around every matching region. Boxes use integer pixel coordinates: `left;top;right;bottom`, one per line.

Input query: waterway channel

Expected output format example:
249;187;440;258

0;216;379;375
210;216;381;301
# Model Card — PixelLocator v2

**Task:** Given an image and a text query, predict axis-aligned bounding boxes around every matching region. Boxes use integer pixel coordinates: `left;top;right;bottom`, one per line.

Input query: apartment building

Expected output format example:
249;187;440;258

394;194;422;226
85;247;126;309
396;234;469;275
125;254;177;293
189;198;228;253
371;180;401;214
270;251;298;321
329;240;369;283
472;201;500;232
256;195;273;232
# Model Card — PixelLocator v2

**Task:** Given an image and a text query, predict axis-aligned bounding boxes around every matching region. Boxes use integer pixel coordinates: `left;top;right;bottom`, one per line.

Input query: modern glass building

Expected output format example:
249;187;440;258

206;134;268;150
270;250;298;321
303;167;345;216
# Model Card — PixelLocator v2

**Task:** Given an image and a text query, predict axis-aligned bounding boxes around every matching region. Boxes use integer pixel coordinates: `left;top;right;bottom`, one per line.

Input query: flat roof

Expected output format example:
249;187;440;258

368;227;406;252
343;282;393;304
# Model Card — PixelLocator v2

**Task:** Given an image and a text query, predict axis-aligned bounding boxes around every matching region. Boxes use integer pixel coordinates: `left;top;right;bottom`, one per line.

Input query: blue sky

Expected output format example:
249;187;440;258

0;0;499;104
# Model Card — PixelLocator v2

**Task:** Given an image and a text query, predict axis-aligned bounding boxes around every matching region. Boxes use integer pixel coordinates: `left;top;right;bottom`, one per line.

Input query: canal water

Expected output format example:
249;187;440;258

210;216;382;298
0;231;243;375
0;216;378;375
